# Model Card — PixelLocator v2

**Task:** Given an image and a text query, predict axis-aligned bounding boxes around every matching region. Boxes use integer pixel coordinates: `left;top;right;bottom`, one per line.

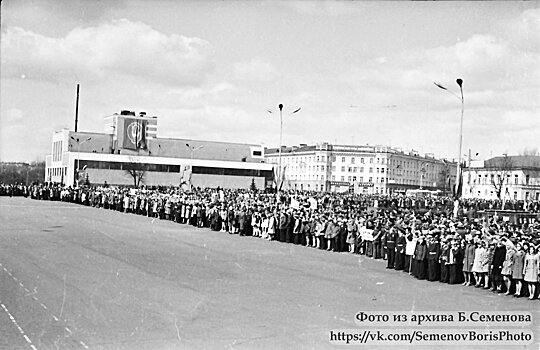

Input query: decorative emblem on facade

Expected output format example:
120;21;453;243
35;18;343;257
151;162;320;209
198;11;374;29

126;121;144;146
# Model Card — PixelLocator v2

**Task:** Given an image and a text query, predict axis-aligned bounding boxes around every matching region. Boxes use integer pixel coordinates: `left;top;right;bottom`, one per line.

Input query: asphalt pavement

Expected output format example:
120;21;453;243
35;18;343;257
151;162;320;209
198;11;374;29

0;197;538;350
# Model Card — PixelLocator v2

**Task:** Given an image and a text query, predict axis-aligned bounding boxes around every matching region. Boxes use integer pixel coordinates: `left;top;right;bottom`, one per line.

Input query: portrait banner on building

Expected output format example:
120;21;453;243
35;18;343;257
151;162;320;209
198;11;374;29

122;118;147;150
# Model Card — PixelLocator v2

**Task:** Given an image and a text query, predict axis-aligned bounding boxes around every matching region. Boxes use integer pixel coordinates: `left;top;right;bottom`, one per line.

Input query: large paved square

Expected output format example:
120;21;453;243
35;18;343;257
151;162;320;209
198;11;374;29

0;198;537;349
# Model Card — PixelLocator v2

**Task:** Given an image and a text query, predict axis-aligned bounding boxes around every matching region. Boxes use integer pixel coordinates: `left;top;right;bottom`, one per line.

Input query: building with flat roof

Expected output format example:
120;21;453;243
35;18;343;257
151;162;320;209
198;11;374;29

45;111;272;189
265;143;457;194
462;155;540;201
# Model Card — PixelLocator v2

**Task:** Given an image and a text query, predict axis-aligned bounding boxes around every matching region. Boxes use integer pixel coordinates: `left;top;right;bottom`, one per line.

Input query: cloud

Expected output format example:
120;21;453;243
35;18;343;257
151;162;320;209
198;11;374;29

233;57;279;83
4;108;24;123
285;1;366;16
502;7;540;53
158;105;265;144
1;19;214;86
343;31;539;112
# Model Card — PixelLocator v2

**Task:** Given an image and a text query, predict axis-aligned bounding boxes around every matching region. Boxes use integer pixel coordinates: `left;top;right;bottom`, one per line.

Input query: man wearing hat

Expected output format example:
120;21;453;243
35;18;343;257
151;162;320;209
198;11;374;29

439;236;450;283
385;227;398;269
394;226;406;270
427;232;441;281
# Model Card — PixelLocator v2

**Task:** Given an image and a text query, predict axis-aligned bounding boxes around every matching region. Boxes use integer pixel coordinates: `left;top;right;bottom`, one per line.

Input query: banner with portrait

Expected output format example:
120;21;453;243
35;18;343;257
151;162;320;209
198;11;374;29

122;118;147;150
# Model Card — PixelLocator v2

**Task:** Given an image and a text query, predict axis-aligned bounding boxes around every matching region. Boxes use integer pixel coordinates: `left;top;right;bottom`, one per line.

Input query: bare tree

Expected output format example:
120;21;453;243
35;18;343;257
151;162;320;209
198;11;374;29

123;157;147;187
520;147;540;156
489;155;513;200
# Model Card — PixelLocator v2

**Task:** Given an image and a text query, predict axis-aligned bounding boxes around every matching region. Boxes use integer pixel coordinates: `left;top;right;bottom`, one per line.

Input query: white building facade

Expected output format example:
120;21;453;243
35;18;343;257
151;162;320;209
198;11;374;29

45;111;272;189
265;143;456;194
462;156;540;201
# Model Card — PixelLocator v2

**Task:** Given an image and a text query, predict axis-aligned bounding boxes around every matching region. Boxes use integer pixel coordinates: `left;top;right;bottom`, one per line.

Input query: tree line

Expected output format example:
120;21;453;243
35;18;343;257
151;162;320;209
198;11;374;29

0;161;45;185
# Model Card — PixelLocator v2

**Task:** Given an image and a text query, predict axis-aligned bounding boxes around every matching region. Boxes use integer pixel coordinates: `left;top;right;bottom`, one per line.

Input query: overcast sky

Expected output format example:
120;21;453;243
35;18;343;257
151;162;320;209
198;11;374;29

1;0;539;162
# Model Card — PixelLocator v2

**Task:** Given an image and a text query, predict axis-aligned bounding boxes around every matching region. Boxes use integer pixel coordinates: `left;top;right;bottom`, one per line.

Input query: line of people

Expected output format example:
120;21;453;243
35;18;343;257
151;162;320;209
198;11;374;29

18;183;540;300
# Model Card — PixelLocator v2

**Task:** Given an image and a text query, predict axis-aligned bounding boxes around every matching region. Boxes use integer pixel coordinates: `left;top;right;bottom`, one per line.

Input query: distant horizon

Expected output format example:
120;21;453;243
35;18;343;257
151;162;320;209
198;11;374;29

2;113;539;163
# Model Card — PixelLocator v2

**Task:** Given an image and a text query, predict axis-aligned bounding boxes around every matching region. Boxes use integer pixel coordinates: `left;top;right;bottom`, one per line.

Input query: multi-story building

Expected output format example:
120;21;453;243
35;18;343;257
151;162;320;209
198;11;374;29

265;143;457;194
462;155;540;201
45;110;272;188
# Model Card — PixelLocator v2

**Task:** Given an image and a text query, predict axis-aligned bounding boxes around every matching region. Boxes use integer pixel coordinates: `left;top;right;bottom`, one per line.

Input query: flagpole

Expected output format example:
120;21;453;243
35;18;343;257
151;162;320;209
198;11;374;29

454;79;464;218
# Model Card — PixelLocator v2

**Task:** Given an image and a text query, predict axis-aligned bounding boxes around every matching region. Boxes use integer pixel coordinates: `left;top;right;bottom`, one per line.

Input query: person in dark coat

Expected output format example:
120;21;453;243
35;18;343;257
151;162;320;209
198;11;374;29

385;227;398;269
285;209;295;243
238;207;246;236
394;228;406;271
293;212;303;245
439;238;450;283
372;226;383;259
210;206;221;231
448;240;464;284
279;210;288;242
413;236;428;280
174;202;182;223
381;228;388;260
427;234;441;281
337;219;347;252
490;238;507;293
227;206;235;234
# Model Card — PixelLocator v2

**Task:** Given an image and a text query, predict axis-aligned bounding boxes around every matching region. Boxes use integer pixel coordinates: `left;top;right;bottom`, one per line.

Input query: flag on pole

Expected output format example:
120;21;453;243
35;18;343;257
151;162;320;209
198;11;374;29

452;167;463;200
278;165;287;191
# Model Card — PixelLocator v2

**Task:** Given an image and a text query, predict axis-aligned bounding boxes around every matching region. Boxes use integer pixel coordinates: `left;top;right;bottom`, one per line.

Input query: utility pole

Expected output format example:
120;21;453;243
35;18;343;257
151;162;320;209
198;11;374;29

75;84;80;132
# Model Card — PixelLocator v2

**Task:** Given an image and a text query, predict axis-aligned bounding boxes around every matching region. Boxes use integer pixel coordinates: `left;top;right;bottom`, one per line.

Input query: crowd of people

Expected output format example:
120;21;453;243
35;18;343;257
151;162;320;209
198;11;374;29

3;182;540;300
0;183;30;197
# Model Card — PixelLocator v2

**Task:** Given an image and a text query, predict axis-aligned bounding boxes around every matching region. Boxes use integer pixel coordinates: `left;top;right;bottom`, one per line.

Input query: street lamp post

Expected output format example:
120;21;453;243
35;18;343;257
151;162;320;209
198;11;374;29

185;143;204;190
267;104;301;194
419;162;429;190
435;78;464;218
70;136;92;187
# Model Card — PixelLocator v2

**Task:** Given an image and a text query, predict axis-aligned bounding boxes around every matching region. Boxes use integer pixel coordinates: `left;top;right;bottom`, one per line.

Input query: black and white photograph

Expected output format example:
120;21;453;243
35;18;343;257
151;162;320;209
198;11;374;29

1;0;539;349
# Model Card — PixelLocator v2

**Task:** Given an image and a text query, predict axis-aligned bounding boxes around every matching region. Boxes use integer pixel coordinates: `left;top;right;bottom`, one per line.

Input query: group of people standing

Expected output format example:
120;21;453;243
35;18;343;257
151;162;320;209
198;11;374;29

15;183;540;300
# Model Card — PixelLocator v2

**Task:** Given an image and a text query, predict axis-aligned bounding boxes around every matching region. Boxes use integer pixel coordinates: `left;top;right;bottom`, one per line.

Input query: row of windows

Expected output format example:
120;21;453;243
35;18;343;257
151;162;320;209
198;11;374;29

470;190;540;201
332;156;377;164
279;155;327;164
275;155;443;171
288;165;326;173
52;141;63;162
330;176;384;183
192;166;272;178
334;166;385;174
77;161;271;178
288;174;325;181
78;160;181;173
48;167;66;178
469;173;532;186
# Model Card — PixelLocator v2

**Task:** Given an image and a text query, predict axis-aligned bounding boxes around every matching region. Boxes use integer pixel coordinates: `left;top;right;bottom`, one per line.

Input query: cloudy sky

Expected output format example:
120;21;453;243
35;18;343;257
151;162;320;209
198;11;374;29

1;0;539;162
